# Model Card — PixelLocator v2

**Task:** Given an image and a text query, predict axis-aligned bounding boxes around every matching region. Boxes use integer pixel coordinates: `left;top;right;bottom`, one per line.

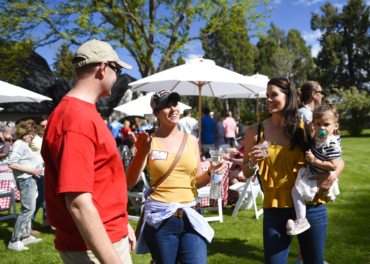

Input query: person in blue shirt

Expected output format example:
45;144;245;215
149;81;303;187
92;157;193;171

201;108;215;153
109;117;123;148
138;120;153;132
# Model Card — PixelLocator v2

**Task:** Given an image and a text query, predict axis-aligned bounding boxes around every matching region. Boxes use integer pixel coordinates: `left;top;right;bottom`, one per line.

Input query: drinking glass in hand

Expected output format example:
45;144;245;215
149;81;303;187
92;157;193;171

209;150;223;165
253;145;269;158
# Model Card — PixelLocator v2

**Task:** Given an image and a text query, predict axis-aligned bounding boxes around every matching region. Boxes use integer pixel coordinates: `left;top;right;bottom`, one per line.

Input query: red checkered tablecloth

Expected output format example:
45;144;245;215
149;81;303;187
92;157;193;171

200;161;237;207
0;166;20;209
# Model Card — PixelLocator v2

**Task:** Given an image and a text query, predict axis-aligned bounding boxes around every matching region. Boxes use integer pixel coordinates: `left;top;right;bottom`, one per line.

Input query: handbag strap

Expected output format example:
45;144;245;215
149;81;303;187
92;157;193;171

148;133;188;194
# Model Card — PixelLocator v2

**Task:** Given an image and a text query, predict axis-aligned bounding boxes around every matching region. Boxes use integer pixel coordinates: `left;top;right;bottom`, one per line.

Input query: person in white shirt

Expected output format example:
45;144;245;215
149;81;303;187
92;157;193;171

177;109;199;138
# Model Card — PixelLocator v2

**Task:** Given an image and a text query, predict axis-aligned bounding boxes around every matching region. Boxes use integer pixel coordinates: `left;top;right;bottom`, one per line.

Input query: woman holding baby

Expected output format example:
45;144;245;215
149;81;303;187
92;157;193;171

242;76;344;263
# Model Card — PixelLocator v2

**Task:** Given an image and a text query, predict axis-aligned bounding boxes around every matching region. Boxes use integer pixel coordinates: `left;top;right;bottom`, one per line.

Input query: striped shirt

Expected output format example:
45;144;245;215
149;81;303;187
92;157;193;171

310;135;342;175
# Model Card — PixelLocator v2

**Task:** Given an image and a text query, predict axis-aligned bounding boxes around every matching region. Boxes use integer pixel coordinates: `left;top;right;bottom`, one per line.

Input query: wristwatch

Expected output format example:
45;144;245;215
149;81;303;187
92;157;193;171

229;157;232;162
247;159;257;171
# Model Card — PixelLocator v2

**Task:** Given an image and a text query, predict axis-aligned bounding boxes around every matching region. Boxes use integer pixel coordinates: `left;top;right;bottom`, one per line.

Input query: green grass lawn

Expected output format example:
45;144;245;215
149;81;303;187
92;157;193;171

340;129;370;136
1;137;369;263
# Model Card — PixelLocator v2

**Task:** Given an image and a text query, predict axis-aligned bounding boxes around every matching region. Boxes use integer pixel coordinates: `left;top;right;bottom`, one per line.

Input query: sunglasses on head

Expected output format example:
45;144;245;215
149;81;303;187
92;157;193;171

276;75;290;83
274;75;291;88
108;63;122;76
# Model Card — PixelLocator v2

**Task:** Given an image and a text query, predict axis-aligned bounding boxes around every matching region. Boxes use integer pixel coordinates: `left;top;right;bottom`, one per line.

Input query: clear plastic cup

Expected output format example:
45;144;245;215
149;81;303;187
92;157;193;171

253;142;270;158
209;149;223;165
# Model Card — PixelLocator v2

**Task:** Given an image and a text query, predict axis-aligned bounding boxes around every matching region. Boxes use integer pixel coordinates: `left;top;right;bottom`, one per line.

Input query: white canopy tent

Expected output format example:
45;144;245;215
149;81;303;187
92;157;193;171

113;92;191;117
0;80;52;103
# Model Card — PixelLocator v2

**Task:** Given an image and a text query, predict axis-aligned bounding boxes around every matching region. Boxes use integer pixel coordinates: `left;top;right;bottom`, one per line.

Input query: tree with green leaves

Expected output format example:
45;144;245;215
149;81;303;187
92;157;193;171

52;43;75;81
267;22;286;47
254;34;279;75
268;47;295;76
0;39;33;84
201;7;258;76
200;7;259;115
333;86;370;136
254;23;314;87
176;55;186;66
0;0;270;80
312;0;370;92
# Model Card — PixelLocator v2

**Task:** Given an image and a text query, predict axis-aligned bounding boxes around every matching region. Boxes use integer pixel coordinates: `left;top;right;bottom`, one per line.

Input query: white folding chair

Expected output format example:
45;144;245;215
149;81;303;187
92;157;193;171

0;173;17;221
229;175;264;219
127;172;149;221
197;186;223;223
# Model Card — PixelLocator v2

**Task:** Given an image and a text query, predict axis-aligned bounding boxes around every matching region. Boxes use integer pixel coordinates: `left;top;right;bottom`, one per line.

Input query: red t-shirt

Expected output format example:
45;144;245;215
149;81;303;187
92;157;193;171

120;127;132;140
41;96;128;251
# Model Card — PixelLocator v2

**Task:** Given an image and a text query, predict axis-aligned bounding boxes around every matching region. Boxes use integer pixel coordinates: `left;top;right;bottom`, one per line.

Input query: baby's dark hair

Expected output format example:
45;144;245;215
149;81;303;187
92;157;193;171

313;104;340;135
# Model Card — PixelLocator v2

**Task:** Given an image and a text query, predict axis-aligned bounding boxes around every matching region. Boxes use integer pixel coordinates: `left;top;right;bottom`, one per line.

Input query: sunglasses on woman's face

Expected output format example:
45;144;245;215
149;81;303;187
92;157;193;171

313;90;324;94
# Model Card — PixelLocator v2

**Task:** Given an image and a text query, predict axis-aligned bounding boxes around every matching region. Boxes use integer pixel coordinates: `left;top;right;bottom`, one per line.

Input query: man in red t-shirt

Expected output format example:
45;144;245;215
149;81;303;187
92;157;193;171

41;39;135;264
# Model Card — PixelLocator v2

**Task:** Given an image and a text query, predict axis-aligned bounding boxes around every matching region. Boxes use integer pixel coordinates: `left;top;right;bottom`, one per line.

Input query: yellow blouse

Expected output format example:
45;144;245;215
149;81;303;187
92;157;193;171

146;134;198;204
257;122;328;208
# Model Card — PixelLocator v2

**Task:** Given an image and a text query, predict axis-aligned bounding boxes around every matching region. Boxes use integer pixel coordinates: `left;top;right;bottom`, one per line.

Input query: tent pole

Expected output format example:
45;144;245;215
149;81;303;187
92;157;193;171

198;85;202;152
257;94;260;123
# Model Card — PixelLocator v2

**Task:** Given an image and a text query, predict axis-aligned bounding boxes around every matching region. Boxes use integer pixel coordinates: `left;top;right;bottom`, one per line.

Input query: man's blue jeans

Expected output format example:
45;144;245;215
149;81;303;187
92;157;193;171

143;209;207;264
11;177;37;241
263;204;327;264
32;175;46;221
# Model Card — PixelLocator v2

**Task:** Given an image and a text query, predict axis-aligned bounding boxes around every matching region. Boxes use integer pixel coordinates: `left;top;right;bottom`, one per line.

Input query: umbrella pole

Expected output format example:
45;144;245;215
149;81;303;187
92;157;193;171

198;85;202;152
257;94;260;123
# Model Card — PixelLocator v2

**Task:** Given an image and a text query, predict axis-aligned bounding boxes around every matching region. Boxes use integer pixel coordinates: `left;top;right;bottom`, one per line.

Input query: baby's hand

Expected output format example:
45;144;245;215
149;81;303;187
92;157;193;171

305;149;315;163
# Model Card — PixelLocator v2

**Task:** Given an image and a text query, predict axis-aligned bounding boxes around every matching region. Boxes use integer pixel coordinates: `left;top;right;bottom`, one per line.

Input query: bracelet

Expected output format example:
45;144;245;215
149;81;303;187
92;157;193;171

247;159;257;171
207;168;212;177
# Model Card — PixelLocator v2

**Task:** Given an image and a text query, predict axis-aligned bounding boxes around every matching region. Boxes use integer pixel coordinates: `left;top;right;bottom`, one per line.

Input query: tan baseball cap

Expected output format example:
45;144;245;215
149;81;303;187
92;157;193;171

73;39;132;69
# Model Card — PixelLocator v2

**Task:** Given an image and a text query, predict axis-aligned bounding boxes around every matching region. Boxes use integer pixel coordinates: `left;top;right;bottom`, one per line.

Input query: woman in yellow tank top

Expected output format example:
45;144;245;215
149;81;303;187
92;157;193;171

127;90;224;263
242;76;331;264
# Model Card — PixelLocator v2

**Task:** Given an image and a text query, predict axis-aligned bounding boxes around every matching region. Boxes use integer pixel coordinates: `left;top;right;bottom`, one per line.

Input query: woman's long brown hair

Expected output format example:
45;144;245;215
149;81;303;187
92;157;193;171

267;77;309;152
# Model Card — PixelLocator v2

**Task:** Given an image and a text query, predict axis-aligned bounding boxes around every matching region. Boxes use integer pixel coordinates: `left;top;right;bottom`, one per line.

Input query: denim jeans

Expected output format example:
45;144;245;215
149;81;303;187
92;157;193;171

143;209;207;264
11;177;37;241
263;204;327;264
32;175;46;221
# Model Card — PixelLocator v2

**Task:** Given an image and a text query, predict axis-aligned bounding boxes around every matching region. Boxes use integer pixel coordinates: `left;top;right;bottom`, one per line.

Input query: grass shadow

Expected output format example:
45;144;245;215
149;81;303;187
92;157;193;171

208;237;264;262
0;217;16;247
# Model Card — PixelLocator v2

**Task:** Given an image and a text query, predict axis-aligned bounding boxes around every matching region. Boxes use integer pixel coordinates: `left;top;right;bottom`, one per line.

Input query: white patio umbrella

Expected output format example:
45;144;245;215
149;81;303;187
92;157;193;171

217;74;269;122
218;90;266;99
129;57;266;144
0;80;53;103
113;92;191;117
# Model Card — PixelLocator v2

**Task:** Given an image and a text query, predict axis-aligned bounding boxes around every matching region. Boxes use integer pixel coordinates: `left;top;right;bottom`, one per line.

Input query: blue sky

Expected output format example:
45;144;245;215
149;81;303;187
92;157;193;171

34;0;350;80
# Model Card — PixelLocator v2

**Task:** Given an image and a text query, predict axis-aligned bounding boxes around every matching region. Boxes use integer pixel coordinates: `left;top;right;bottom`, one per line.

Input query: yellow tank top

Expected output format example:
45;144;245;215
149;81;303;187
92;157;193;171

257;122;328;208
147;133;198;204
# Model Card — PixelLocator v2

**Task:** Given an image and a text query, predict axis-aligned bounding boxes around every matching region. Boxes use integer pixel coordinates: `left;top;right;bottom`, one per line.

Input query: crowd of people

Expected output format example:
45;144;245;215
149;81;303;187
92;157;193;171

184;107;245;154
1;39;345;264
5;117;52;251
